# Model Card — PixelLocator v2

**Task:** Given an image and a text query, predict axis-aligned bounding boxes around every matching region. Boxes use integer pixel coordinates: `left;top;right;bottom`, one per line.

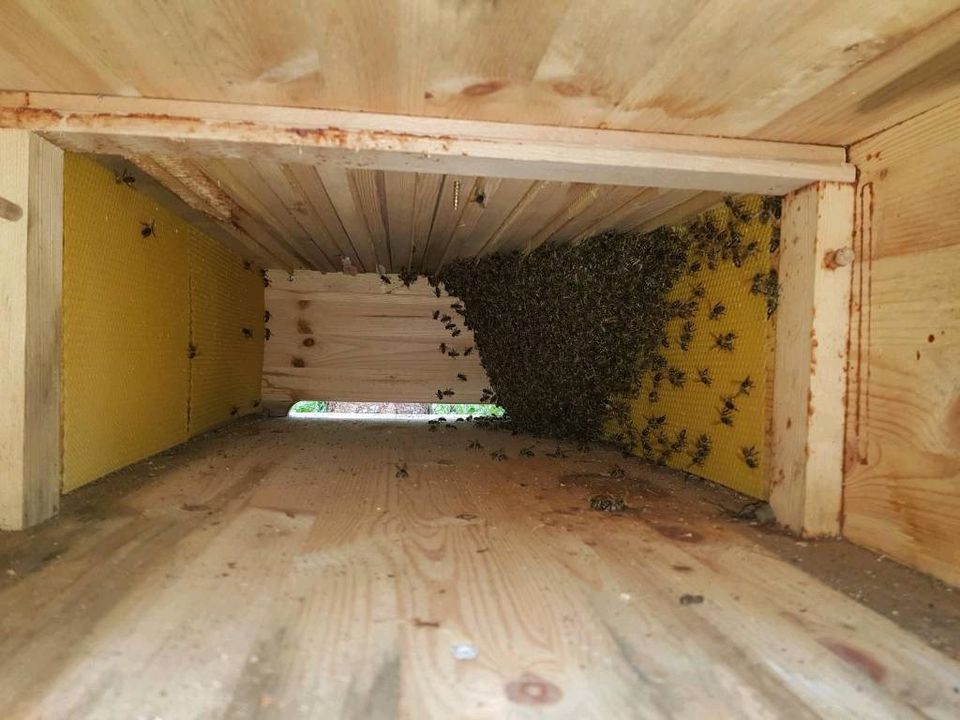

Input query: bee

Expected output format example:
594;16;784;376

690;282;706;298
457;373;467;381
439;343;447;354
646;415;667;429
264;328;271;341
448;349;461;357
463;346;474;356
719;406;735;427
241;327;253;339
444;322;456;331
736;375;754;397
712;332;737;352
689;261;702;274
697;367;713;386
450;302;464;313
434;286;441;298
441;314;452;323
379;273;392;285
679;321;694;352
670;428;688;453
759;196;782;224
689;434;712;467
398;266;418;287
519;446;535;457
242;260;253;271
252;399;261;408
187;342;198;359
608;465;625;478
140;220;156;238
468;440;483;450
264;310;271;323
451;328;461;337
395;462;409;478
432;310;440;320
590;494;626;512
436;389;444;400
740;445;760;469
261;269;271;288
648;389;659;403
490;449;507;461
724;196;754;223
668;367;686;389
115;167;136;185
708;302;726;320
442;388;455;397
229;406;239;416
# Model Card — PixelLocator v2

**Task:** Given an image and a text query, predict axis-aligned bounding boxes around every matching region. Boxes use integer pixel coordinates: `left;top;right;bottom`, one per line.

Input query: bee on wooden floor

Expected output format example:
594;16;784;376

463;346;474;356
261;269;270;288
519;446;535;457
241;327;253;339
735;375;754;397
442;388;455;397
457;373;468;381
379;273;392;285
436;389;444;401
432;310;441;320
491;449;507;461
697;367;713;386
608;465;625;478
448;349;461;358
451;328;461;337
444;322;457;331
395;462;409;478
439;342;447;354
140;220;156;238
546;446;567;459
434;286;442;298
229;406;239;416
115;167;136;186
708;302;726;320
740;445;760;469
264;310;271;323
441;314;452;323
468;440;483;450
450;302;464;313
264;328;271;341
187;342;198;359
252;399;261;408
590;494;626;512
712;332;737;352
398;266;418;287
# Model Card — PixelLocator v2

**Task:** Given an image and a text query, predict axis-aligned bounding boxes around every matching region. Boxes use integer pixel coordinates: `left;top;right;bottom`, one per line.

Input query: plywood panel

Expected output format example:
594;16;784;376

0;1;954;145
262;272;490;406
844;97;960;585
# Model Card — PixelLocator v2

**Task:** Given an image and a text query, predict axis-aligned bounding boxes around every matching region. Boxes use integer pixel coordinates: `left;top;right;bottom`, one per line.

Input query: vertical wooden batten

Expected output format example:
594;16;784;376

769;182;855;537
0;130;63;530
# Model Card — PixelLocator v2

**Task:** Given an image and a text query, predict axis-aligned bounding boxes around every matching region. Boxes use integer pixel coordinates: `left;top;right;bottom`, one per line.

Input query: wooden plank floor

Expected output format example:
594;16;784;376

1;418;958;719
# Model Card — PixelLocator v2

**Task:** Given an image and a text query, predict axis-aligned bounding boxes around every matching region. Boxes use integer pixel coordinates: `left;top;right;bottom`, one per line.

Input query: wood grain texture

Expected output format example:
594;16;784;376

262;272;490;405
0;1;955;145
0;419;957;717
0;130;62;530
770;183;854;537
843;97;960;586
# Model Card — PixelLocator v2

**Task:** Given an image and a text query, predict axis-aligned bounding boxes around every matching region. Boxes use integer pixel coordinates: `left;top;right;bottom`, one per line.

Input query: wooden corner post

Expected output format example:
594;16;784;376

0;130;63;530
769;181;855;537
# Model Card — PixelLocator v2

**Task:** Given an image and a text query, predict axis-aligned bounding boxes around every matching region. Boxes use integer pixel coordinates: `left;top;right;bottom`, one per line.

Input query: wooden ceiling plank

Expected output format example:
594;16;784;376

550;185;642;246
527;185;604;251
348;169;391;272
633;192;726;234
0;92;854;194
383;171;417;271
201;158;328;270
282;163;355;264
476;180;549;257
410;173;444;272
447;178;534;262
420;174;476;274
311;165;377;273
250;158;341;271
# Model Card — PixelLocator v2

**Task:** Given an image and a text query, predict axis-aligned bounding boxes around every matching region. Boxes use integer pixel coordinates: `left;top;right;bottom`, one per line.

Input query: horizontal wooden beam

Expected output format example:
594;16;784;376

0;92;854;195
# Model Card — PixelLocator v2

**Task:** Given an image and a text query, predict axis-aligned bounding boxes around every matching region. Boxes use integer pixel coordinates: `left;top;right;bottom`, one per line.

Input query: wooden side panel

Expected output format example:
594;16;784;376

0;130;62;530
769;182;854;537
262;272;490;405
844;98;960;585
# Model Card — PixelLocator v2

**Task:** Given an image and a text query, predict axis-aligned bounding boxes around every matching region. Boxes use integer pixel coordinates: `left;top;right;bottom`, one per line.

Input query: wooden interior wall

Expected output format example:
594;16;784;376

262;272;489;409
62;155;263;491
844;97;960;586
626;196;777;499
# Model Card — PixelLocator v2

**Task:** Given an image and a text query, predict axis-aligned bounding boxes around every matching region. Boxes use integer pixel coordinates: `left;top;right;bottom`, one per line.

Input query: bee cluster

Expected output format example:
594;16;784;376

438;227;688;445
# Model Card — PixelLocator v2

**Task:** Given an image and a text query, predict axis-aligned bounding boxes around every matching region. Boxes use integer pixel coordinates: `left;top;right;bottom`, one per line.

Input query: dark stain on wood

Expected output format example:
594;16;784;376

302;337;315;347
462;80;505;96
820;639;887;683
504;673;562;705
297;319;313;334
